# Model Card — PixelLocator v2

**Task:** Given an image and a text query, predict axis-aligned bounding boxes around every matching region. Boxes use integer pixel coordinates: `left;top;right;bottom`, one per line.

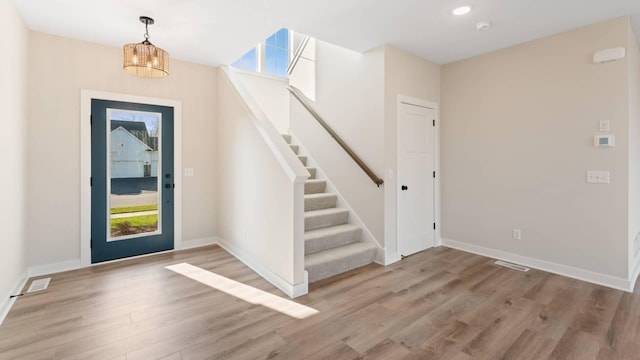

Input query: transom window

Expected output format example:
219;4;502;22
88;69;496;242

232;28;290;78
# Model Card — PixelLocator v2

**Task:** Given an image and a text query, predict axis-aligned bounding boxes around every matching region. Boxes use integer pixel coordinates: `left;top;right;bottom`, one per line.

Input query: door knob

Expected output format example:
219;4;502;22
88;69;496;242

165;184;172;189
401;185;408;191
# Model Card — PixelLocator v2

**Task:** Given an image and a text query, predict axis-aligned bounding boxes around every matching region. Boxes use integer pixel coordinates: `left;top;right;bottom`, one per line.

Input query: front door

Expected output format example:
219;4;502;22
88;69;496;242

397;101;435;257
91;99;174;263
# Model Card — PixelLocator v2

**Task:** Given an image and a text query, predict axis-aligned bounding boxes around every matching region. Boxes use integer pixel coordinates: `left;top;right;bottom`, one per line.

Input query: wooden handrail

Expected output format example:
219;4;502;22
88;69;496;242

287;86;384;187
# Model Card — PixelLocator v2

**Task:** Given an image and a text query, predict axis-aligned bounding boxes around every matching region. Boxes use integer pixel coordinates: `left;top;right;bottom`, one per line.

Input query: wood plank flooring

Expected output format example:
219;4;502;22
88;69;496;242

1;245;639;359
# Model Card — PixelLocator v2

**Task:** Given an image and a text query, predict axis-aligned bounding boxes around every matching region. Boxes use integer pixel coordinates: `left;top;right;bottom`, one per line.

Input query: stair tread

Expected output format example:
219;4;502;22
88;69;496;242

305;223;361;240
305;179;325;184
305;242;377;267
304;192;336;200
304;207;348;218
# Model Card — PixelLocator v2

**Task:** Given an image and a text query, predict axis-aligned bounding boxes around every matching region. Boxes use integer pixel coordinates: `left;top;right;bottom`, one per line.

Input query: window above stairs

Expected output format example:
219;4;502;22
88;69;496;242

232;28;290;78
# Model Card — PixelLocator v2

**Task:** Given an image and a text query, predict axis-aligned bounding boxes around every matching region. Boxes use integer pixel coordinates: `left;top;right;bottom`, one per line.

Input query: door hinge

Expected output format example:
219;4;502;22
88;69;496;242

90;115;93;125
90;177;93;186
433;223;436;230
433;119;435;127
433;171;436;178
90;238;92;249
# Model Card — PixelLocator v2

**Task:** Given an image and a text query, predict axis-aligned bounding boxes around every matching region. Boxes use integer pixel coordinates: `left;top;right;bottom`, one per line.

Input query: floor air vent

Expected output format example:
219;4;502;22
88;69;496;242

27;278;51;293
494;260;530;272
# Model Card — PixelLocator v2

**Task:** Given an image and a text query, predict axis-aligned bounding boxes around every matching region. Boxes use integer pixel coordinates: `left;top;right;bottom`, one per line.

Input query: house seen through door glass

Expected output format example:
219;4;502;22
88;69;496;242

109;110;161;239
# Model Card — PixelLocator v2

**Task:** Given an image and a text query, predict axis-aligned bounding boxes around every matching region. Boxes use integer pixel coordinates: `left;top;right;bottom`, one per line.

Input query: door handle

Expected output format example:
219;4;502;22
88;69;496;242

165;183;174;189
401;185;408;191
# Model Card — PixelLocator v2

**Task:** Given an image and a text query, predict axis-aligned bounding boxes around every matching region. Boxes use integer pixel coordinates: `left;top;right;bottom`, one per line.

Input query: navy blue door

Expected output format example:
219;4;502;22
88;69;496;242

91;99;174;263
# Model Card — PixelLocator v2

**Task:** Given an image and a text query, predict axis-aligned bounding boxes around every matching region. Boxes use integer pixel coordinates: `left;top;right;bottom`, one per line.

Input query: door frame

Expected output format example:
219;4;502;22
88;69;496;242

393;94;440;261
80;90;183;267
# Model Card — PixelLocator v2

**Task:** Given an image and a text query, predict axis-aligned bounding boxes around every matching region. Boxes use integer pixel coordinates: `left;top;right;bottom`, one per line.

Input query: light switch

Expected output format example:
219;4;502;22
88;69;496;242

586;171;610;184
184;168;194;177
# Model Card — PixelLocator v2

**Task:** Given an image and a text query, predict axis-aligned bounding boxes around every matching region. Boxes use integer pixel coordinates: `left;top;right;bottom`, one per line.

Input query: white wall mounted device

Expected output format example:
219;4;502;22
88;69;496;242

593;47;626;64
594;135;615;148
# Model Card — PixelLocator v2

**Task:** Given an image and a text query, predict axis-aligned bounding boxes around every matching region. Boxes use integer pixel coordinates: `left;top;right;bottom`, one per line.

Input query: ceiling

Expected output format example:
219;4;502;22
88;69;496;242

13;0;640;66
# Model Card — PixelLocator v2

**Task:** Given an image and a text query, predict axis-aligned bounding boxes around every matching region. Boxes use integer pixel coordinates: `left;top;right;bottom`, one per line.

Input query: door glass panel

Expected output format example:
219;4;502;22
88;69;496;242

107;109;162;241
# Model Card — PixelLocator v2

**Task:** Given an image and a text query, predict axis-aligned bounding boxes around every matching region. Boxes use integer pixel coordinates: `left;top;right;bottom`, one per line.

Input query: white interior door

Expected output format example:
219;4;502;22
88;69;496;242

397;101;435;257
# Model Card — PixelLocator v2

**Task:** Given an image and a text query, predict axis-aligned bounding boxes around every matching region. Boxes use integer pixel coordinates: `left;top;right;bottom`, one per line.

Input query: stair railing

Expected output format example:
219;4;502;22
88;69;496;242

287;85;384;187
287;35;311;75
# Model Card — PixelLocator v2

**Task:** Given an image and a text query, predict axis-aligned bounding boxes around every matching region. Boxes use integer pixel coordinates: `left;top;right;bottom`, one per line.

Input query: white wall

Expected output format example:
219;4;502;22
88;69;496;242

383;45;441;262
217;68;308;297
0;0;29;320
290;37;317;101
441;17;631;282
234;70;290;133
27;32;218;268
627;21;640;282
295;41;385;243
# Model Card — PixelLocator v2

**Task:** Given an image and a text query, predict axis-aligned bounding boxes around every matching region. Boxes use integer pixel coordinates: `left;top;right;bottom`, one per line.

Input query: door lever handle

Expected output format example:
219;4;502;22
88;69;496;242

401;185;408;191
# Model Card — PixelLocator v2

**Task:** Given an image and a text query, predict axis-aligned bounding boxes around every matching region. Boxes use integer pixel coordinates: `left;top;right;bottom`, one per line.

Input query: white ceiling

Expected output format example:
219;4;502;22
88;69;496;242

12;0;640;66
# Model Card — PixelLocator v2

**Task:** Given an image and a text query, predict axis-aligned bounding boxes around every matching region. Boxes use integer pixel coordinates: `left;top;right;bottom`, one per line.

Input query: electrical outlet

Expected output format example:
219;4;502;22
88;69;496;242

586;171;610;184
512;229;522;241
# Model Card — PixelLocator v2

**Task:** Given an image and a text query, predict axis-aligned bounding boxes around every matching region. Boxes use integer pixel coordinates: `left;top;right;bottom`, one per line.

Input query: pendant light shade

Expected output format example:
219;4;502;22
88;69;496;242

123;16;169;78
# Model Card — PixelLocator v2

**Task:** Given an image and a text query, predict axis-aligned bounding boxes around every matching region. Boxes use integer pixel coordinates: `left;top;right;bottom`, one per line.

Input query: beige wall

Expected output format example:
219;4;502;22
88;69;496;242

442;17;630;279
0;0;29;315
383;45;441;260
628;22;640;279
27;32;218;267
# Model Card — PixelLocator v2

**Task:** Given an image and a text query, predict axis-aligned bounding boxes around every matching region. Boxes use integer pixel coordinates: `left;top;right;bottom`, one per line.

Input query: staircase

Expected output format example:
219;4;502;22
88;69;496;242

283;134;377;283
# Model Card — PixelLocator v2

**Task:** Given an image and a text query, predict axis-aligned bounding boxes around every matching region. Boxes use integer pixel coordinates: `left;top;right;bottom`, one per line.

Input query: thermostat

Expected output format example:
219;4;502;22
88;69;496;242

594;135;615;148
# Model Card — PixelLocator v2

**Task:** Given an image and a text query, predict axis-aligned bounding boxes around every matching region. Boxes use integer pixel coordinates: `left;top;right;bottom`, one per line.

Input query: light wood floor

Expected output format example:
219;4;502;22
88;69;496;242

1;245;640;360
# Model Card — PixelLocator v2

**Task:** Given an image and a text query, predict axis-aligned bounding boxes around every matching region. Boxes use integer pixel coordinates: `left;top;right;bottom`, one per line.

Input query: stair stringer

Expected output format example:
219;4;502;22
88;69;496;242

289;132;385;264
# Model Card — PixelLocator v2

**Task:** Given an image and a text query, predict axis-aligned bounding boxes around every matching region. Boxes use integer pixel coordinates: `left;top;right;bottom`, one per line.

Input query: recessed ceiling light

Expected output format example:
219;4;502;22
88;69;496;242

452;6;471;16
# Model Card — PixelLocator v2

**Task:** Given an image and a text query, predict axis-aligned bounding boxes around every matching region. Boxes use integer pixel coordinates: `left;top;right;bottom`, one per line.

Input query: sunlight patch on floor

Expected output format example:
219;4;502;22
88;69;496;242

165;262;319;319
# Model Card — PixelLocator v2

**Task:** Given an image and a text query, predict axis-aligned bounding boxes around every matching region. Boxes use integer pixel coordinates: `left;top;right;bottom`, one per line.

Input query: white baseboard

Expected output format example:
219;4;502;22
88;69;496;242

216;237;308;298
630;256;640;292
383;251;401;266
28;259;82;278
180;237;218;250
0;273;28;326
441;238;632;292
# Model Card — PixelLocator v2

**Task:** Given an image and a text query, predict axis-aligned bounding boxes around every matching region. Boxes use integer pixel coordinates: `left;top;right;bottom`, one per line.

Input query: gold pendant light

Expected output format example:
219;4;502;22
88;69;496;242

123;16;169;78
